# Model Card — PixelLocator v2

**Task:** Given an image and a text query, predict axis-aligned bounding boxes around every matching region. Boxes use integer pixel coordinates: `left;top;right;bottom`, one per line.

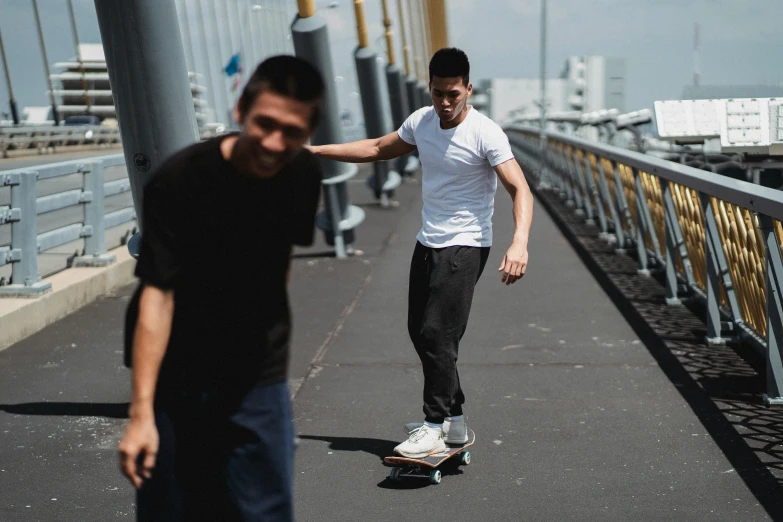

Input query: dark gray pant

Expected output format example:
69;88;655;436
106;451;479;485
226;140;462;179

407;241;490;424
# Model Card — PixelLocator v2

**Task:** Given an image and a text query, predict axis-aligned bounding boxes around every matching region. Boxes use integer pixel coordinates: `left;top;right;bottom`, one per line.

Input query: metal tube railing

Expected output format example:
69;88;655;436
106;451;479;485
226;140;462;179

0;154;136;296
506;124;783;406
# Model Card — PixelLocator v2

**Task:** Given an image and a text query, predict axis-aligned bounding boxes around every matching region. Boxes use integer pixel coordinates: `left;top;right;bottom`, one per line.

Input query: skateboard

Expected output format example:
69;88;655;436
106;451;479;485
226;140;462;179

384;429;475;484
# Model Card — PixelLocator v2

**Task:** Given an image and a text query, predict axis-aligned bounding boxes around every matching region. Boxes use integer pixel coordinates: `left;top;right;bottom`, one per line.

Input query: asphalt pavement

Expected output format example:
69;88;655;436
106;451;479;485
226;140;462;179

0;162;780;521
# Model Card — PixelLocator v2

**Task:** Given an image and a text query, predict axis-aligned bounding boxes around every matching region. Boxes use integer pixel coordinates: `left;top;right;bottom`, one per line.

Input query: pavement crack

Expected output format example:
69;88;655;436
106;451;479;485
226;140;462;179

292;271;373;400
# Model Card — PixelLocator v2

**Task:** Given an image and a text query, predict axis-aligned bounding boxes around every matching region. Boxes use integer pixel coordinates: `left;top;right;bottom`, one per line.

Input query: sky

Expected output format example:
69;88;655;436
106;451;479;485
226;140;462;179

0;0;781;123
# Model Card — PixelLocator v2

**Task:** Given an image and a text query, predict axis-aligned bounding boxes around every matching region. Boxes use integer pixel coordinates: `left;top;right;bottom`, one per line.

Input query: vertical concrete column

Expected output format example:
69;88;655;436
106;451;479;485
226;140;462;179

94;0;200;256
354;0;401;206
292;0;364;257
382;0;414;176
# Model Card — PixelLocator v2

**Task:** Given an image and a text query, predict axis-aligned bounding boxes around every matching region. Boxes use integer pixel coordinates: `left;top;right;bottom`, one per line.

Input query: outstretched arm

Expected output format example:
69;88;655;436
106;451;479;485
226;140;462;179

308;130;416;163
494;158;534;285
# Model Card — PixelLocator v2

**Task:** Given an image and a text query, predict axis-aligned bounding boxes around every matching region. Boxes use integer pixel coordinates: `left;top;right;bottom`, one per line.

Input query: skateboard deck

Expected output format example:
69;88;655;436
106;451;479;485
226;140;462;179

384;429;475;484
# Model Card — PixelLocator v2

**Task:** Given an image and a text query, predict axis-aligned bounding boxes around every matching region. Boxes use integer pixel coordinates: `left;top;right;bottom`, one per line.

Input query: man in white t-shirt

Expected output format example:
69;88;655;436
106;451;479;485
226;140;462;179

309;48;534;457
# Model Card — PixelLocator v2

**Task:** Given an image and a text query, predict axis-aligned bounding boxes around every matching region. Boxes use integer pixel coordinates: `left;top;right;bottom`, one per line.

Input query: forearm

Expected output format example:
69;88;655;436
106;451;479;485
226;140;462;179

310;139;381;163
129;287;174;420
511;184;534;247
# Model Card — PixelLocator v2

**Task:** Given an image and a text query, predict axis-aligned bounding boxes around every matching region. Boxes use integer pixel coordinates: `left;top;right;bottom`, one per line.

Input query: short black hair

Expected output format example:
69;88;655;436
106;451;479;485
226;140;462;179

237;55;325;128
429;48;470;86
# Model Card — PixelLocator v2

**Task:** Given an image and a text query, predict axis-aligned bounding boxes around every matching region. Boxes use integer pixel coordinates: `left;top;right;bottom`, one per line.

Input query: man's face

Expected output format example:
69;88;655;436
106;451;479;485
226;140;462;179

430;76;472;123
234;90;314;178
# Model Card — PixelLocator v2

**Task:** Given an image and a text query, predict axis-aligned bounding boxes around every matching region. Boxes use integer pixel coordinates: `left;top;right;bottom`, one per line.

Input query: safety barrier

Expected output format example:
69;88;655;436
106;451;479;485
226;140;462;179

507;125;783;406
0;154;133;296
0;126;121;157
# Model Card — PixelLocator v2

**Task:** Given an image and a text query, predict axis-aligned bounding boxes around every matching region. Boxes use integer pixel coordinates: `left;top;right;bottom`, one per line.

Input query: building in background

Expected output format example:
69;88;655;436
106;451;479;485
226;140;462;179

681;85;783;100
478;55;626;124
49;44;212;126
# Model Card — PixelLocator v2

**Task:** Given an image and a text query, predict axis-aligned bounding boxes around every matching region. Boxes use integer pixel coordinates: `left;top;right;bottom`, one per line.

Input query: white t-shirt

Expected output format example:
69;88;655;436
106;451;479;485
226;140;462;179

398;106;514;248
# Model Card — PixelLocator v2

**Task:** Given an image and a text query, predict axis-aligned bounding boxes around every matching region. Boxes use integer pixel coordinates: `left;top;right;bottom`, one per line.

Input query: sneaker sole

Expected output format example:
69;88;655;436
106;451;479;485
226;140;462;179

393;445;447;459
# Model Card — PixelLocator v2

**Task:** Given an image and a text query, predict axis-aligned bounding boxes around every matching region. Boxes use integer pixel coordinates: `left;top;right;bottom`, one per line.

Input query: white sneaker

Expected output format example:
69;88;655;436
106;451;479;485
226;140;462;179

404;417;469;445
393;425;446;458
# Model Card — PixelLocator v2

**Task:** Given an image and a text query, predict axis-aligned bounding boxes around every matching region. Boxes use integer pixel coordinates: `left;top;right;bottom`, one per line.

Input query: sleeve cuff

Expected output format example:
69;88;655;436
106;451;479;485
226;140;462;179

489;153;515;167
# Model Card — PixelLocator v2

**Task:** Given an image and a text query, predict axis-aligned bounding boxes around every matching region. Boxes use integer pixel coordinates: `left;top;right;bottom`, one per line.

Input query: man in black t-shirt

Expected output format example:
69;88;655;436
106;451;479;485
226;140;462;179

118;56;324;522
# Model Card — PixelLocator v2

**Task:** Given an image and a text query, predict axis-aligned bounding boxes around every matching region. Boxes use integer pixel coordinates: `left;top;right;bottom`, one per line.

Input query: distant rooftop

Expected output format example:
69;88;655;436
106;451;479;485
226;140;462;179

682;85;783;100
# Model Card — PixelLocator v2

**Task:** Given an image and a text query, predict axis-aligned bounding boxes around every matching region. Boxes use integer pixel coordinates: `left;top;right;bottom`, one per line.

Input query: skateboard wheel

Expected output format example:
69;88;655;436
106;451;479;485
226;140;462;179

461;451;471;465
389;468;401;481
429;469;442;485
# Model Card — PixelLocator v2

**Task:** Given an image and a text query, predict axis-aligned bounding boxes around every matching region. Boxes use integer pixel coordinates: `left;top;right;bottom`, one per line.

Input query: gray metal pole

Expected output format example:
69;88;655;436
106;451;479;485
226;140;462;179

235;0;251;71
0;24;19;124
209;0;232;124
292;8;364;258
31;0;59;125
255;7;271;59
218;0;238;122
243;0;260;69
356;51;399;205
194;0;221;124
177;0;198;76
354;0;399;205
66;0;91;114
538;0;549;187
93;0;200;256
382;0;413;175
416;0;430;107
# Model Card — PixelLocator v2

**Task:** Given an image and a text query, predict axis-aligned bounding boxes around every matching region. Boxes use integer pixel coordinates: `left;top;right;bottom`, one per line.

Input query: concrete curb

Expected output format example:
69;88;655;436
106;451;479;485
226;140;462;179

0;246;136;352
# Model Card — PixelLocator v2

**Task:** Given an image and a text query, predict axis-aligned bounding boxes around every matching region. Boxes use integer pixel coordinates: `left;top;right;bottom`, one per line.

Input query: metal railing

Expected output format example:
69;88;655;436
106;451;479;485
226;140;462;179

0;125;228;157
0;126;121;157
506;125;783;406
0;154;134;296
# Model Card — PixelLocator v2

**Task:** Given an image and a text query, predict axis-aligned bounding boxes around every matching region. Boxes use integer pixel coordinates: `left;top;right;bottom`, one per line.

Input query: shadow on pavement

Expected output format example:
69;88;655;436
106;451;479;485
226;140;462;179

297;434;397;461
0;402;129;419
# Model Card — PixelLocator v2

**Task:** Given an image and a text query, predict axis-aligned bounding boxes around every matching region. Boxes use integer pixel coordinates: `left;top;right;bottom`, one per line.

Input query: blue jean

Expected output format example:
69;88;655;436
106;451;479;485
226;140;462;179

136;381;294;522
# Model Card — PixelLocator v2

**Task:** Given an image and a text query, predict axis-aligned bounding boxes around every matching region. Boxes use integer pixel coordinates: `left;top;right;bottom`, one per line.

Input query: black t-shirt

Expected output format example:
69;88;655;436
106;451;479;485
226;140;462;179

134;135;321;403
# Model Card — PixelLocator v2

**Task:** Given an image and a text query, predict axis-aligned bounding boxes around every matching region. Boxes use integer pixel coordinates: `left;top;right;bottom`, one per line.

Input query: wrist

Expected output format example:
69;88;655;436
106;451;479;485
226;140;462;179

128;400;154;421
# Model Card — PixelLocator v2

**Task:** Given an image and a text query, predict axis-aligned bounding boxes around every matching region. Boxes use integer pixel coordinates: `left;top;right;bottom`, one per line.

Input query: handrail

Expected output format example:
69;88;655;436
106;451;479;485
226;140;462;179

506;124;783;406
0;153;135;296
506;125;783;221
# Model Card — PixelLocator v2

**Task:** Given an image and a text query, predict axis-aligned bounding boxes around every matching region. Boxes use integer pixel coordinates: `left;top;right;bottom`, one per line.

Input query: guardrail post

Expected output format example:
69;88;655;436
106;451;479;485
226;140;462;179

701;192;737;345
561;147;582;212
74;161;116;267
582;153;608;234
610;161;635;250
759;214;783;406
634;172;662;266
0;171;51;297
555;146;575;207
595;156;625;248
631;168;652;276
662;179;696;294
662;180;684;305
568;149;593;224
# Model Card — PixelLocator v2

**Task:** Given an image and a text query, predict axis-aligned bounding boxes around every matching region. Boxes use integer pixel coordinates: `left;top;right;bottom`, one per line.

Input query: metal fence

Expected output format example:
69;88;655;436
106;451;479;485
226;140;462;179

0;125;229;158
0;126;121;157
0;154;134;296
506;125;783;406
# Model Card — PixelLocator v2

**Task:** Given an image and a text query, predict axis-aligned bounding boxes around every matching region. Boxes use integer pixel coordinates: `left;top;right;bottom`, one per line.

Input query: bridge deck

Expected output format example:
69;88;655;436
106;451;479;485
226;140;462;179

0;166;779;520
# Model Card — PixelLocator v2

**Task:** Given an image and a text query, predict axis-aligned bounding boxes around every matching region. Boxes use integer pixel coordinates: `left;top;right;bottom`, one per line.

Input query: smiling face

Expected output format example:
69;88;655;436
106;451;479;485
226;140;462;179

232;90;315;178
430;75;472;128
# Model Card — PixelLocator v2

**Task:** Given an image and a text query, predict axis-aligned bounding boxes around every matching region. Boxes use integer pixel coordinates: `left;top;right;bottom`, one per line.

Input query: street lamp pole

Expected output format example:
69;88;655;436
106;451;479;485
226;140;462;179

31;0;60;124
0;23;19;124
539;0;550;187
66;0;91;113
